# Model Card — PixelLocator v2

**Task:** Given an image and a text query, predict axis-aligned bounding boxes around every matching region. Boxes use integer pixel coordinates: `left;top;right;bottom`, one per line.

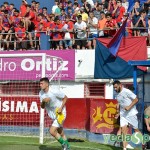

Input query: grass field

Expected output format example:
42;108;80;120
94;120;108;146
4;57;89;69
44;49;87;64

0;136;124;150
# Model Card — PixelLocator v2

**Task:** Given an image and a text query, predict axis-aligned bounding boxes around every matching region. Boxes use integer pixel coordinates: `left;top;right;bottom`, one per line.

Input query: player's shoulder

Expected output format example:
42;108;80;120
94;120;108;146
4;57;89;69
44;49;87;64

50;86;60;94
122;87;132;93
39;90;44;96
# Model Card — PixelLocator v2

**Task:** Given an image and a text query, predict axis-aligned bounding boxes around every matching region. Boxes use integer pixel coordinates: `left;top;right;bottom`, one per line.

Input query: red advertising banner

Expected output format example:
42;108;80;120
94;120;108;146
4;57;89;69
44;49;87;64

90;99;119;134
0;96;40;126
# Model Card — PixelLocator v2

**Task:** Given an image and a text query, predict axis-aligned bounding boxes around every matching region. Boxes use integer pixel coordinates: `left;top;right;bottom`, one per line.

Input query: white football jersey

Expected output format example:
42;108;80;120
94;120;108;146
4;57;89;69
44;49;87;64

115;88;138;117
39;86;66;119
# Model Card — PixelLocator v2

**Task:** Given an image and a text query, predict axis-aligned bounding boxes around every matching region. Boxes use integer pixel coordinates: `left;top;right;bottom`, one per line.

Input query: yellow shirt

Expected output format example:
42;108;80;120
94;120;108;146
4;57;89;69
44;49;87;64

81;13;88;22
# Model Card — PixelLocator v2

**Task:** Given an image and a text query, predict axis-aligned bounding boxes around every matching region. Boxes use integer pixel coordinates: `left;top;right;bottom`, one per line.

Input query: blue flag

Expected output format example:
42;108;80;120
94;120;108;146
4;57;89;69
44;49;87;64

107;18;127;56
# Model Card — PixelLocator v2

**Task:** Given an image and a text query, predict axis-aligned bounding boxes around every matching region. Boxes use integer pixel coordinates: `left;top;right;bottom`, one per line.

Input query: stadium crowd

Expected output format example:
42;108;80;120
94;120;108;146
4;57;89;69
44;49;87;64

0;0;150;50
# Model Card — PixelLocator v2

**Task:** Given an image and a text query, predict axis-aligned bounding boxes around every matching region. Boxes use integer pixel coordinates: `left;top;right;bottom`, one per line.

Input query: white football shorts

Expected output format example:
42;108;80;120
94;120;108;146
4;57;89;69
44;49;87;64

120;115;138;129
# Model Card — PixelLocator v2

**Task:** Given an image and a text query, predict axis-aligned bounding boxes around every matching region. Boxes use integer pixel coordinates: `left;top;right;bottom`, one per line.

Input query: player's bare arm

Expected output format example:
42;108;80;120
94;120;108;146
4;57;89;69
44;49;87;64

41;98;51;109
57;95;68;113
124;97;138;111
145;118;150;132
115;103;120;119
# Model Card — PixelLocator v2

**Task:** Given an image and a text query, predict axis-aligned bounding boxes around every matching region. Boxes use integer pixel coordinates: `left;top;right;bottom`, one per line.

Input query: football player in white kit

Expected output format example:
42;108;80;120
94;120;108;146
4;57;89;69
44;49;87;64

113;80;141;150
39;77;70;150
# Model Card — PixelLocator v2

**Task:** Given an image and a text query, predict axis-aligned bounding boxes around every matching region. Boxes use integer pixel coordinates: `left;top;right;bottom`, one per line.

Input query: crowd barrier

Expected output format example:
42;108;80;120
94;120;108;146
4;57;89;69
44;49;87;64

0;27;149;50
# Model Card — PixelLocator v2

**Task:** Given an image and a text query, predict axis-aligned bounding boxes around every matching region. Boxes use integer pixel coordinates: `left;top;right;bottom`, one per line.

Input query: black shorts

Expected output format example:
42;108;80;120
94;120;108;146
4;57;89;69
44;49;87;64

16;40;27;50
74;38;87;47
28;22;35;32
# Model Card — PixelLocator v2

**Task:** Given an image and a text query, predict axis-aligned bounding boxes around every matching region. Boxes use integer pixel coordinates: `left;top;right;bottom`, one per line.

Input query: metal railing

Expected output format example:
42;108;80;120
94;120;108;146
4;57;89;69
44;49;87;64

0;27;149;50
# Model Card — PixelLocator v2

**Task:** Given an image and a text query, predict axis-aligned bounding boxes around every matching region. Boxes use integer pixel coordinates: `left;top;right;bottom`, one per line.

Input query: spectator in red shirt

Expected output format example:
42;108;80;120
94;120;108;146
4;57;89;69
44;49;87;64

42;7;49;22
108;0;117;14
60;15;74;49
23;4;36;49
112;0;125;26
0;15;4;50
9;3;15;16
34;13;47;49
52;16;64;50
5;9;21;50
31;0;36;11
2;10;12;32
0;10;12;50
35;2;42;15
104;12;118;37
20;0;28;17
0;5;5;13
15;21;27;50
3;2;9;11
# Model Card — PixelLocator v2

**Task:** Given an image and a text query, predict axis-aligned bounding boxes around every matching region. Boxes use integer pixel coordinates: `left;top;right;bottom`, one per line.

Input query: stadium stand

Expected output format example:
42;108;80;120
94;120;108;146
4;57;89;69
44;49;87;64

0;0;149;50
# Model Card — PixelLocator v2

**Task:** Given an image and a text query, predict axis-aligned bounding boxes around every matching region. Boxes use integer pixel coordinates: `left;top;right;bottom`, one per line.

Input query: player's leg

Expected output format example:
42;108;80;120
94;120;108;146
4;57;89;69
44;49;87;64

49;119;68;149
57;127;70;149
121;125;128;149
120;116;129;149
49;125;65;145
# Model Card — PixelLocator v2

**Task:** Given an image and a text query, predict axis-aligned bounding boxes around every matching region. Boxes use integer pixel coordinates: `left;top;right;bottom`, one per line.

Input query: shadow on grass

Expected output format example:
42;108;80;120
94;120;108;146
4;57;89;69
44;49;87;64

68;138;85;142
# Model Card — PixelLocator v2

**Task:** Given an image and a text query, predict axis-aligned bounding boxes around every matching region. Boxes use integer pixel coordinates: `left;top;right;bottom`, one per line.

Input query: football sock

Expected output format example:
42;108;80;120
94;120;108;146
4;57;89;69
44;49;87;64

58;137;65;145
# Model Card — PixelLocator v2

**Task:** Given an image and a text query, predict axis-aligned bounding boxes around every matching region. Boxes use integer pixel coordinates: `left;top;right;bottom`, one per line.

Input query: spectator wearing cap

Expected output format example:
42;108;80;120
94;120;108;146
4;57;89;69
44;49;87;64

97;11;107;37
87;11;98;49
112;0;125;26
93;3;103;20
